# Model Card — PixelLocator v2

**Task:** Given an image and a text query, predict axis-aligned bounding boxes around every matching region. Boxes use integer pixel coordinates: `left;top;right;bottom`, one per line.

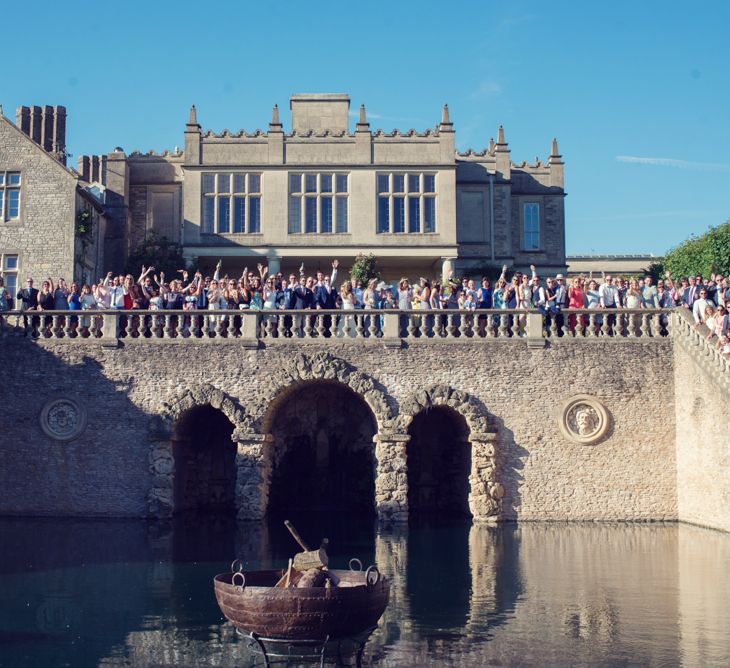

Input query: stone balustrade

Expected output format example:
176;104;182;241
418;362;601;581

671;308;730;390
0;308;676;345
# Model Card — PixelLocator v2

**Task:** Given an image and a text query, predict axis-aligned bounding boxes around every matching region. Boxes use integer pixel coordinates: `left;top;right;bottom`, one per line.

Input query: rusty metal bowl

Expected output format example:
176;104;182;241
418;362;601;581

213;566;389;640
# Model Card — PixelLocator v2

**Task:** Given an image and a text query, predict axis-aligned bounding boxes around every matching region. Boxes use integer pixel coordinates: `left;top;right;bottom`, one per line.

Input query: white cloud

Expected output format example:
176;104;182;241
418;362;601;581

615;155;730;171
348;110;382;119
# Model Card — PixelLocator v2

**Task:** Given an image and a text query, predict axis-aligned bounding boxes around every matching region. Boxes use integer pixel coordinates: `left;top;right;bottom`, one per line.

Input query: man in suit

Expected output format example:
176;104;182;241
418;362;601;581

683;276;699;309
17;277;39;330
17;277;39;311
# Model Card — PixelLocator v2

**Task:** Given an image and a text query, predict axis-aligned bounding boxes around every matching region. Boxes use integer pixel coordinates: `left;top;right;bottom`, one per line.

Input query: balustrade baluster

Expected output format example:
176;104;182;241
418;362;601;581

445;313;456;338
651;312;662;337
64;315;74;338
601;312;611;337
303;314;313;338
406;313;417;338
368;312;378;338
587;313;597;337
432;314;442;338
214;314;224;338
498;314;507;338
50;315;62;338
355;314;365;338
459;312;470;338
640;314;649;337
162;315;173;338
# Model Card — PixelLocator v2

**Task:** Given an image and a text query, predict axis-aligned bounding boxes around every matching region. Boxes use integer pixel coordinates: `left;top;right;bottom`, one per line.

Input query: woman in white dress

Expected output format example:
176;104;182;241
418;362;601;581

337;281;357;337
206;279;227;333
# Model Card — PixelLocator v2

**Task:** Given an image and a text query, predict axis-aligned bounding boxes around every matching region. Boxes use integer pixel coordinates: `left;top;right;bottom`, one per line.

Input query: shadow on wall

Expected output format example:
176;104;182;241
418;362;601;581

467;395;527;521
0;339;154;517
265;380;378;521
171;405;237;516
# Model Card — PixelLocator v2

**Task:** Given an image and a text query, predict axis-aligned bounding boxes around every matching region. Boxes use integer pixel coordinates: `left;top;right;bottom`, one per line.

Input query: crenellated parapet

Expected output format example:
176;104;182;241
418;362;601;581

456;129;563;188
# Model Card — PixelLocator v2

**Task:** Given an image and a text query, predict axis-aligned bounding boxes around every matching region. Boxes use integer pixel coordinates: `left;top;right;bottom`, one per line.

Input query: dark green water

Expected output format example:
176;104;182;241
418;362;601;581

1;517;729;667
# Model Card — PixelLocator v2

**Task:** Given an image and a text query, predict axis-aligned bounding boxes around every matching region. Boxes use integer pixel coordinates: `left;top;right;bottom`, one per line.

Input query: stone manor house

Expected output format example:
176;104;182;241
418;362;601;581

0;94;566;287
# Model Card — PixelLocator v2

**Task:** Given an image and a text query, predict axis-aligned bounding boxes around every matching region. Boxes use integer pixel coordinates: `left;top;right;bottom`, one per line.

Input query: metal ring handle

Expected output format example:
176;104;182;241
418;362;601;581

349;558;363;572
232;572;246;589
365;565;380;587
230;559;244;573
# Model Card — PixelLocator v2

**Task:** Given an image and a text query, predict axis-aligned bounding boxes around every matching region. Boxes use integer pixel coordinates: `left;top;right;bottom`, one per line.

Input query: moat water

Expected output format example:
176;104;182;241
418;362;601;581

1;517;729;667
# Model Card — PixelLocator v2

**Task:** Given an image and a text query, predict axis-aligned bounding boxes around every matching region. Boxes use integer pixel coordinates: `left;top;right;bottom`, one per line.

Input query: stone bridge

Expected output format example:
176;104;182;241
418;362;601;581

1;308;728;531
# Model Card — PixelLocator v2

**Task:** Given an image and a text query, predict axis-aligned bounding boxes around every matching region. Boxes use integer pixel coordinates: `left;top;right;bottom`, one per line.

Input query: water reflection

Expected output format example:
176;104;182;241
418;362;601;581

1;518;729;667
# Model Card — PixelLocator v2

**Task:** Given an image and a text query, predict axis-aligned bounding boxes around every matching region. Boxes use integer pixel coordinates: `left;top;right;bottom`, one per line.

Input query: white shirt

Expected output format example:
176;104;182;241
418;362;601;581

599;283;620;307
692;298;709;323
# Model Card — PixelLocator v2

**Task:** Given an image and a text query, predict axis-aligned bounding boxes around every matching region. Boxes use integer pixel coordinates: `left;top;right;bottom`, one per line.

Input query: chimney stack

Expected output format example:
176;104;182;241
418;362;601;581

14;105;67;165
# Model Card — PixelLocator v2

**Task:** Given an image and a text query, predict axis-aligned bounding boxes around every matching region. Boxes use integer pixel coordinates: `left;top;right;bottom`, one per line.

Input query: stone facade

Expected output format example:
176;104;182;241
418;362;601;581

673;330;730;532
0;110;107;287
0;334;683;526
75;93;566;279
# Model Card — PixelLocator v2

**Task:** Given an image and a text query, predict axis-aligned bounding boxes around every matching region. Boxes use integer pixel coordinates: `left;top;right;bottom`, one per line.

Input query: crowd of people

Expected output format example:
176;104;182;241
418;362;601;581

1;260;728;353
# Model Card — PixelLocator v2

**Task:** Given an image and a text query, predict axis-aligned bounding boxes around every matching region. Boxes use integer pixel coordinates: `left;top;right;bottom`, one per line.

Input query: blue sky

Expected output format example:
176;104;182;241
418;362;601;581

3;0;729;256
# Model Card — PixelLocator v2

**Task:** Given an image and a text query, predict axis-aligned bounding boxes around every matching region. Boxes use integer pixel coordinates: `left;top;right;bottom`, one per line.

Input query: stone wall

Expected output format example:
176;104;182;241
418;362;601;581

673;335;730;532
0;116;78;283
0;336;678;525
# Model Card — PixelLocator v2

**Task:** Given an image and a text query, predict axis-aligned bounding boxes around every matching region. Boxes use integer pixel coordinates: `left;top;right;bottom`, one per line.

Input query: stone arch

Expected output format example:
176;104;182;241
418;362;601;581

398;385;504;522
147;383;250;518
253;352;396;434
240;352;399;522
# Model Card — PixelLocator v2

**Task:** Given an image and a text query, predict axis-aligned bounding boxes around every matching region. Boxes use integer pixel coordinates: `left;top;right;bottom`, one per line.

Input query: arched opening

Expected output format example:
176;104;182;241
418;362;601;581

266;380;377;522
407;406;471;521
172;405;237;515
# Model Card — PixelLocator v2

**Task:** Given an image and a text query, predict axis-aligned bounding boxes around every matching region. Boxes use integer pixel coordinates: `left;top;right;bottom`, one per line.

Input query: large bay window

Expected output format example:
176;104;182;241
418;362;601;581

376;172;436;234
288;173;348;234
202;173;261;234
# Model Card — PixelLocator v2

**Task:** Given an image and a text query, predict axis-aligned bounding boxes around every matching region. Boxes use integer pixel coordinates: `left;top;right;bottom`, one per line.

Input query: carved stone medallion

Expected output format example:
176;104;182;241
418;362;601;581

558;395;609;445
40;398;87;441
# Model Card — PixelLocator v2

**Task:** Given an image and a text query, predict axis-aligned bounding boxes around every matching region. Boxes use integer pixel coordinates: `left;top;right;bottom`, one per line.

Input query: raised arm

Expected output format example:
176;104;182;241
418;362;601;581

137;265;148;284
330;259;339;285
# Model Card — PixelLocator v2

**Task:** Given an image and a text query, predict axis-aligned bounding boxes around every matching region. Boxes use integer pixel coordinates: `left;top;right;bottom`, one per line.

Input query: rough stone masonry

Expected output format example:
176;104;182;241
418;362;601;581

1;307;729;531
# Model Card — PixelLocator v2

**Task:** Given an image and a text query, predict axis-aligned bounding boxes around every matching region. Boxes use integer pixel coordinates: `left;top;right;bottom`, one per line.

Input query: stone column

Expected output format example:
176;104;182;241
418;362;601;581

468;432;503;522
267;255;281;276
374;433;410;524
235;433;272;520
147;415;175;519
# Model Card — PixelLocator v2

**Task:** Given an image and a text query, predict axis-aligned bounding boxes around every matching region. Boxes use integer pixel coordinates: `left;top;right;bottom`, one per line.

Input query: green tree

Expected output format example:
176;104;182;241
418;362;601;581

125;234;189;277
664;220;730;278
350;252;379;287
646;261;665;282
